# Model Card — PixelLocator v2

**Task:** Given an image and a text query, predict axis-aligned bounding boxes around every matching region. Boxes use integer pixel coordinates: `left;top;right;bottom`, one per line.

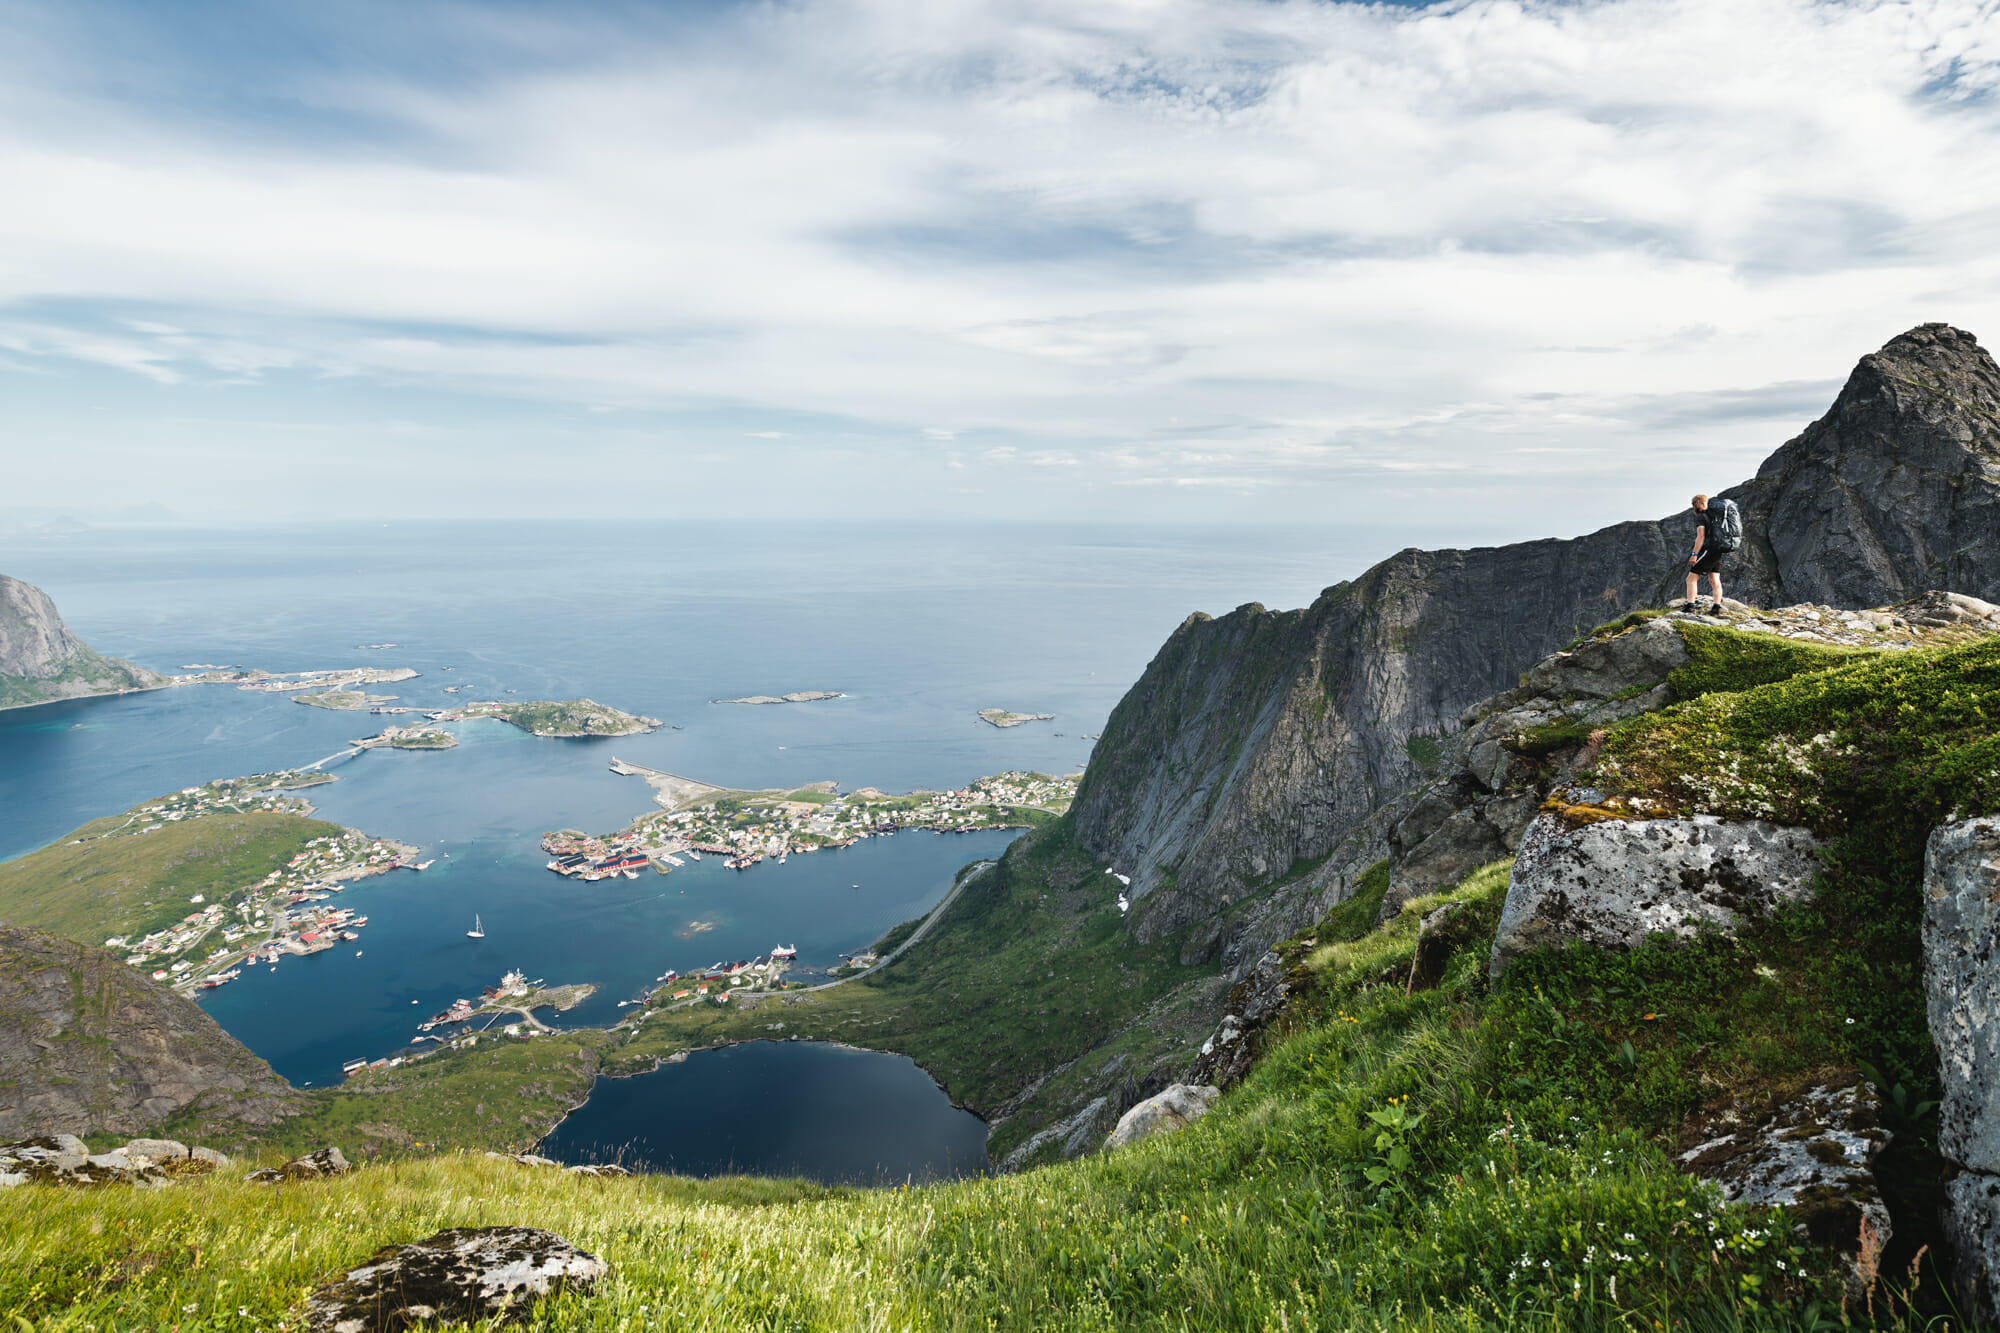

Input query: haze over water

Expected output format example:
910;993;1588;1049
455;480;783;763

0;519;1397;1173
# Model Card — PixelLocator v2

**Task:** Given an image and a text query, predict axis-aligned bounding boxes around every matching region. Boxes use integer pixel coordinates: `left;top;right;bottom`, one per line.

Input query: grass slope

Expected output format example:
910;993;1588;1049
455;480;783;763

0;857;1932;1332
0;810;341;943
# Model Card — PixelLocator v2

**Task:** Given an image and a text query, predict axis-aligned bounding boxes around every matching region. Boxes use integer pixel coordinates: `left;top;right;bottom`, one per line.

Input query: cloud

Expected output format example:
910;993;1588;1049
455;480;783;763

0;0;1997;521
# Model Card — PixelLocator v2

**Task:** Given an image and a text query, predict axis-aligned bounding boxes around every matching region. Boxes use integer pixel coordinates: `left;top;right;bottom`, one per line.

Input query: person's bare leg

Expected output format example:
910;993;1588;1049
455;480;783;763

1707;572;1724;605
1685;570;1698;606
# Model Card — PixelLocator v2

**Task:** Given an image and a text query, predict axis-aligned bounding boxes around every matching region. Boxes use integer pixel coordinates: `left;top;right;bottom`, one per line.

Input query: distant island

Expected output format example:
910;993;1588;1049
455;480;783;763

441;698;660;738
353;726;457;750
979;708;1054;728
713;691;844;705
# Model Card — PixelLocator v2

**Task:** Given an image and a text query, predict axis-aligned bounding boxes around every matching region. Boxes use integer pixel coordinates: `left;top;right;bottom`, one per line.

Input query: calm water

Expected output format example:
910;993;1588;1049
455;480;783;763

0;519;1392;1173
540;1041;990;1185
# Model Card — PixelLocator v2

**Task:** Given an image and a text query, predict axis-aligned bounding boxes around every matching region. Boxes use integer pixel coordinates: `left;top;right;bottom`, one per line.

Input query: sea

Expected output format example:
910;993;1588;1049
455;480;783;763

0;519;1435;1179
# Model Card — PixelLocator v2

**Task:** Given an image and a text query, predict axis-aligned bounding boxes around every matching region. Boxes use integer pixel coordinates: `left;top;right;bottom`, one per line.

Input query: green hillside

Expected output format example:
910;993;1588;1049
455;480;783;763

0;807;342;944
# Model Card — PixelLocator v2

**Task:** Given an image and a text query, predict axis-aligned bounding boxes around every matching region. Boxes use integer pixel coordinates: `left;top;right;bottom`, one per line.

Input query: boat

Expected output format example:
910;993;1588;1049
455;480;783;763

414;860;434;871
355;950;364;957
623;868;640;880
467;914;485;939
771;944;798;959
686;851;701;861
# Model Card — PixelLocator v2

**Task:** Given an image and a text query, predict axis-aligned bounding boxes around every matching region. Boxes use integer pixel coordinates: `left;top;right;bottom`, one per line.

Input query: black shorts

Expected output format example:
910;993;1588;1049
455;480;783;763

1690;547;1729;575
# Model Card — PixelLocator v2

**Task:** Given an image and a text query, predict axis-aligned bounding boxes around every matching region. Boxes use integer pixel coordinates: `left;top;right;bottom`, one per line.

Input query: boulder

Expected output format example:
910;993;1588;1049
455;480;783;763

998;1097;1114;1172
485;1151;560;1169
247;1146;350;1183
1103;1084;1219;1151
563;1163;633;1178
304;1226;609;1332
1677;1080;1891;1252
1923;816;2000;1176
1922;815;2000;1318
0;1133;228;1187
1490;808;1822;976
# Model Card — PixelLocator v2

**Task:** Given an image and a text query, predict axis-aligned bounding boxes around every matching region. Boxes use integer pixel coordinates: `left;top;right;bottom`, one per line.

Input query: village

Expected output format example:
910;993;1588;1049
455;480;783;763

538;769;1079;880
93;771;424;997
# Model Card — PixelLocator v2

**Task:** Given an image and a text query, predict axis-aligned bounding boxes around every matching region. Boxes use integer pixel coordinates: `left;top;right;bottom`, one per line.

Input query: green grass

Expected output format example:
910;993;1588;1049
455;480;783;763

0;809;342;943
3;850;1947;1331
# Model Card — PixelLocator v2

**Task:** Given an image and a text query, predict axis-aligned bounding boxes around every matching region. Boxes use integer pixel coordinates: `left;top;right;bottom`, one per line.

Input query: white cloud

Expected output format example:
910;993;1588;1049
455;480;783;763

0;0;1997;521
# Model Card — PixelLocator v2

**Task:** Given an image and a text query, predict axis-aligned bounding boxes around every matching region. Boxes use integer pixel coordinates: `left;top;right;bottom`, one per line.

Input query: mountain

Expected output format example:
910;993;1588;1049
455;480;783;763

0;923;302;1143
1074;324;2000;975
0;573;163;710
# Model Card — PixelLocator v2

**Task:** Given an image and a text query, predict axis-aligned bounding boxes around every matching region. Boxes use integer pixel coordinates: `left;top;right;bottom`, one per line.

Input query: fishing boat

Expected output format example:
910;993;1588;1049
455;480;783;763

466;914;485;939
771;944;798;959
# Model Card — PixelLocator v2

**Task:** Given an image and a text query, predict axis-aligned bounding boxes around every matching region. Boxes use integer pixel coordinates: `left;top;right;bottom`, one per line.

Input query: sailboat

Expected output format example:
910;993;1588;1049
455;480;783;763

466;914;485;939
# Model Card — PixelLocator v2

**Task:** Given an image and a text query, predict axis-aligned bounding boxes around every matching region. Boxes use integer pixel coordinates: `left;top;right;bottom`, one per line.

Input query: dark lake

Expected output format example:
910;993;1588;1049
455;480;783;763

539;1040;989;1185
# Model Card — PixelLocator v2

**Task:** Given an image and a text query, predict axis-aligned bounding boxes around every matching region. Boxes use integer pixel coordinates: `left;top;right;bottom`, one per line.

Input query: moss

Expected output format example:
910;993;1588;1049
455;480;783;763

1404;734;1446;771
1664;623;1875;704
1502;719;1595;758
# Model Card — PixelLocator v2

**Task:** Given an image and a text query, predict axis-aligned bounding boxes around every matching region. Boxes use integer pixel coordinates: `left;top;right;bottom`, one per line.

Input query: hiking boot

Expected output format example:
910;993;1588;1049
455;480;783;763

1676;600;1699;612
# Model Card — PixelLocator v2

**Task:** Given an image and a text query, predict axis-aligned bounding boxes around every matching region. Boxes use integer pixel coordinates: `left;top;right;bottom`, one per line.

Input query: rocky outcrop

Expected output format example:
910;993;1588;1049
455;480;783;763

1676;1081;1891;1252
0;924;303;1141
1074;325;2000;971
1188;949;1294;1089
998;1097;1115;1172
305;1226;609;1332
1922;815;2000;1319
0;573;161;710
247;1147;350;1183
0;1133;229;1187
1103;1084;1219;1151
1490;807;1823;976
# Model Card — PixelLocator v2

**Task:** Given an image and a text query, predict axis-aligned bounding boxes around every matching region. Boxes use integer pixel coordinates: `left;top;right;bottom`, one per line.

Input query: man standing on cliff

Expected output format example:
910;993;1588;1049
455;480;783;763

1682;493;1738;611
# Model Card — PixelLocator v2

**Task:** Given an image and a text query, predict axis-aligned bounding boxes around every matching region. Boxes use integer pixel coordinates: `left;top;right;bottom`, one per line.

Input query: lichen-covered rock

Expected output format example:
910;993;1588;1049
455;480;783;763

1677;1080;1891;1252
304;1226;608;1332
1922;815;2000;1319
1189;950;1293;1088
1490;810;1822;976
0;1133;228;1187
563;1163;633;1178
247;1146;349;1183
1103;1084;1219;1151
1944;1175;2000;1323
485;1151;560;1169
1924;816;2000;1176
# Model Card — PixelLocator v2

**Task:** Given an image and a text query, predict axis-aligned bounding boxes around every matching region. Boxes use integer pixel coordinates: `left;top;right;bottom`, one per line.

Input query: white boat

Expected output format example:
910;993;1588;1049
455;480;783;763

686;851;701;861
467;914;485;939
771;944;798;959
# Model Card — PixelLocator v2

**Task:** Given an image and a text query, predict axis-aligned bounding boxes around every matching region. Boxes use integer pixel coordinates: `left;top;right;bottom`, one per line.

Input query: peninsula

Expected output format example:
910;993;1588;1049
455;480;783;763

0;769;418;999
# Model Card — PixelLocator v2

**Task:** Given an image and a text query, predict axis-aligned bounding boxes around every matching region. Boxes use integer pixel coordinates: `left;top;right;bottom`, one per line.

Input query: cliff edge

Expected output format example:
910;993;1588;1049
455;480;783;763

0;573;162;710
1074;324;2000;970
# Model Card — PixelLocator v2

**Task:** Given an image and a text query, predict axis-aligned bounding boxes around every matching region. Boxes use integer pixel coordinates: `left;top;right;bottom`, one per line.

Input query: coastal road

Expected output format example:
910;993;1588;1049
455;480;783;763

794;857;997;993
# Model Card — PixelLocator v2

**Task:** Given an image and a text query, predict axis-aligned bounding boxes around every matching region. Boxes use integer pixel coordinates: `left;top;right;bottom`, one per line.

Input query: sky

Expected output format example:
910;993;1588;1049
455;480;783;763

2;0;1998;534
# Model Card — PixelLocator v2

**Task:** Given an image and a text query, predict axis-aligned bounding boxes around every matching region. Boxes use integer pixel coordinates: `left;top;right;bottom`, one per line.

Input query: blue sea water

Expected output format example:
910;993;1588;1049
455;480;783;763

0;519;1395;1175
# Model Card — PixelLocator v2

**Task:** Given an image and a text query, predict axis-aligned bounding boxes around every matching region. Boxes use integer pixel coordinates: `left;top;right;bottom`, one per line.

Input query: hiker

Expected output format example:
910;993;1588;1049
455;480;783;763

1683;493;1741;611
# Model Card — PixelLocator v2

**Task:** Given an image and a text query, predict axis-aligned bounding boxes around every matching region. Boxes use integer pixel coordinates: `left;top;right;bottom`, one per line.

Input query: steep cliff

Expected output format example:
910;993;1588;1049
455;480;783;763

0;924;302;1142
1075;324;2000;969
0;573;161;709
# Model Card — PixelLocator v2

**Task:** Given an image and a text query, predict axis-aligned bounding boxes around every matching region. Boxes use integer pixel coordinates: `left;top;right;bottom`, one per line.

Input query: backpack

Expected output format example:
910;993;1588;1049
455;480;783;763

1708;498;1743;552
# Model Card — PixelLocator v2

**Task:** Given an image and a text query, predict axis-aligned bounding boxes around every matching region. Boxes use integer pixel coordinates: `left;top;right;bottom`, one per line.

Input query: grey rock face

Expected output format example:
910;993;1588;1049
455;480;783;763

1103;1084;1219;1151
0;924;302;1140
0;1132;226;1187
1924;816;2000;1178
1490;812;1822;976
1921;815;2000;1319
0;573;161;708
1677;1081;1891;1252
1189;950;1293;1088
305;1226;609;1333
999;1096;1115;1172
248;1146;350;1183
1945;1176;2000;1323
0;575;81;677
1074;325;2000;964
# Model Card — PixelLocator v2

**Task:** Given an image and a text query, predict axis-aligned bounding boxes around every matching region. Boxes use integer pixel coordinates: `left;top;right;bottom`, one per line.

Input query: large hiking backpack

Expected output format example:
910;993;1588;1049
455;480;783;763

1709;498;1743;552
